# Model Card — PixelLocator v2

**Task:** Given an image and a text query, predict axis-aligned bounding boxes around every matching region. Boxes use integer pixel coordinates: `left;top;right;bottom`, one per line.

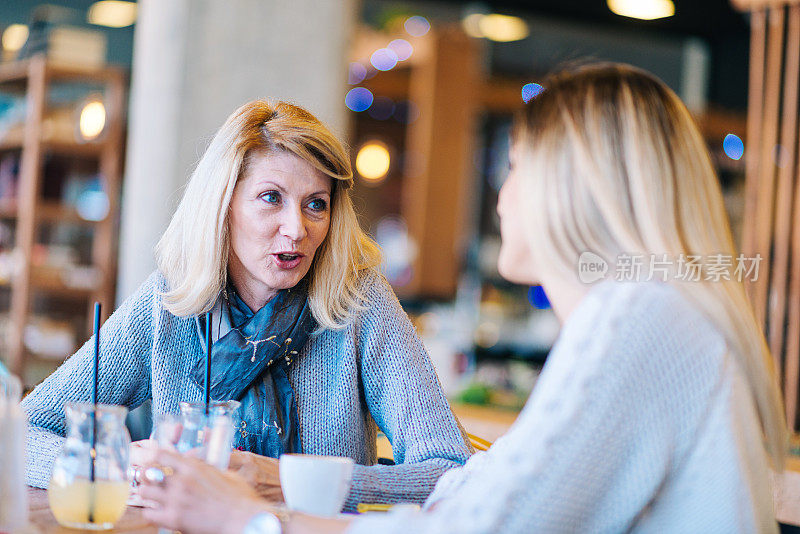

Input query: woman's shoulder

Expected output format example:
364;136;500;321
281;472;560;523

312;269;407;339
354;268;407;319
560;280;727;384
121;270;169;305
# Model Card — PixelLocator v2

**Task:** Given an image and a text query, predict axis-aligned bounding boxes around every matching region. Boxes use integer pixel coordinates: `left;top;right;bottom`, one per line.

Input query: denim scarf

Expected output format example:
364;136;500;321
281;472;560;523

190;279;316;458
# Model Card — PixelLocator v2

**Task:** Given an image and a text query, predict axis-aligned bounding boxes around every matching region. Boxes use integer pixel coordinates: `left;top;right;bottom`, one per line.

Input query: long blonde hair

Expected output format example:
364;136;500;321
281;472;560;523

513;63;787;467
156;100;381;329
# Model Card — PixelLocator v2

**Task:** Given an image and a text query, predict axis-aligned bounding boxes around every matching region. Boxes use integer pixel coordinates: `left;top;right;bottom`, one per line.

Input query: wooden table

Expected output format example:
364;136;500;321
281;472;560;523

27;487;157;533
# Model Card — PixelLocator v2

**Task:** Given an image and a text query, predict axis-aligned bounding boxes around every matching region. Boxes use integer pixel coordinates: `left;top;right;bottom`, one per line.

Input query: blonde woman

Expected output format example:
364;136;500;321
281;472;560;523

22;100;472;510
141;63;786;534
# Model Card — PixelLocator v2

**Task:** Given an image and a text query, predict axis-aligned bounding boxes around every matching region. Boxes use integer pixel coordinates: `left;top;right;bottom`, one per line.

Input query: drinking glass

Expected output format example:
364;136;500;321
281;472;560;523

48;403;131;530
150;401;239;534
175;400;240;468
0;373;27;532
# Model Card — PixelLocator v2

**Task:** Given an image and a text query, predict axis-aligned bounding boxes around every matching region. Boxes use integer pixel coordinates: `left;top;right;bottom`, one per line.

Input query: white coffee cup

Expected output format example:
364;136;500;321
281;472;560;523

279;454;354;517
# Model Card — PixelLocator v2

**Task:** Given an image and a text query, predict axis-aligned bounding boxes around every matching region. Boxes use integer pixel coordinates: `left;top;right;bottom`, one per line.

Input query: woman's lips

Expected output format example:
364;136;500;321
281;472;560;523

272;253;303;269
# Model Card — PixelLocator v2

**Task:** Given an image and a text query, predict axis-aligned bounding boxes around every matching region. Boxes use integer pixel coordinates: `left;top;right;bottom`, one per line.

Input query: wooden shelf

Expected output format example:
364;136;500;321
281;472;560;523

0;269;97;299
0;56;126;377
0;198;103;224
0;138;107;158
0;57;126;87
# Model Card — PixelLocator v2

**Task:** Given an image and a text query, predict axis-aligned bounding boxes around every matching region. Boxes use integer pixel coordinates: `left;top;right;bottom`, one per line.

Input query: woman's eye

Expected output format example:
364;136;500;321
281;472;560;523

308;198;327;211
261;191;280;204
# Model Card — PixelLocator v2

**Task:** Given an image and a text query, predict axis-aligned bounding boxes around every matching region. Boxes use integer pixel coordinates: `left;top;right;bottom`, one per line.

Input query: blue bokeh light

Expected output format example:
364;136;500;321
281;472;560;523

528;285;551;310
522;83;544;103
723;134;744;160
393;100;419;124
369;96;395;120
345;87;374;112
405;16;431;37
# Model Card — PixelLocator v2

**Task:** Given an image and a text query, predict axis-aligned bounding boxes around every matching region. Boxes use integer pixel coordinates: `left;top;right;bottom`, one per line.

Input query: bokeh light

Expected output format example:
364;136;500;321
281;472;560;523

345;87;374;112
368;96;395;121
528;286;551;310
371;48;399;71
356;141;391;183
2;24;28;52
393;100;420;124
388;39;413;61
477;14;529;42
87;1;138;28
521;83;544;103
607;0;674;20
348;62;367;85
79;100;106;140
76;190;110;221
723;134;744;161
375;215;417;287
405;16;431;37
462;13;485;38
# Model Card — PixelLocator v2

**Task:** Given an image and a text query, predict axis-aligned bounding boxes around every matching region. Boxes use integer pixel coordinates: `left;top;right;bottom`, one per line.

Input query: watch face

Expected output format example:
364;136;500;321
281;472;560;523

244;512;282;534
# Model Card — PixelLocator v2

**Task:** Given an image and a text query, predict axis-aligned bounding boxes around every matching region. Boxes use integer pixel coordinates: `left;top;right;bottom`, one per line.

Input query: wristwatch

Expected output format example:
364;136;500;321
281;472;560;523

242;511;282;534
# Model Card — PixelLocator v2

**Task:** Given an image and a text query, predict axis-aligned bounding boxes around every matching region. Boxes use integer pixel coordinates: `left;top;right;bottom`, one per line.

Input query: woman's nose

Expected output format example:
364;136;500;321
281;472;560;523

280;205;308;242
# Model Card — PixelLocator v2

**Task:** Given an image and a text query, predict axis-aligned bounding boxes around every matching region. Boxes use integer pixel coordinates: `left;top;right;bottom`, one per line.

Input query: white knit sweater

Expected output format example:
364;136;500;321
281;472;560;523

351;280;778;533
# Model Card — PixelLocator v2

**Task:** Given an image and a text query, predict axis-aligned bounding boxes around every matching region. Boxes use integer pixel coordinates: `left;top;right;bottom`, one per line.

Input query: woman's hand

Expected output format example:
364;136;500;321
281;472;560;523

129;439;159;490
140;450;271;534
227;450;285;502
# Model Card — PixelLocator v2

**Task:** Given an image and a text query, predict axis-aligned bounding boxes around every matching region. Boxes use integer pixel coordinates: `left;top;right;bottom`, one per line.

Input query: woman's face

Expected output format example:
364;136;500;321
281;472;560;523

228;149;332;309
497;143;538;286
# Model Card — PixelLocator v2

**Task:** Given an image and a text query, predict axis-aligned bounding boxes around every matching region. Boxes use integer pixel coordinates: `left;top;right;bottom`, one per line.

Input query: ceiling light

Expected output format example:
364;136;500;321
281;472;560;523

87;1;137;28
607;0;674;20
462;13;485;38
2;24;28;52
478;14;529;42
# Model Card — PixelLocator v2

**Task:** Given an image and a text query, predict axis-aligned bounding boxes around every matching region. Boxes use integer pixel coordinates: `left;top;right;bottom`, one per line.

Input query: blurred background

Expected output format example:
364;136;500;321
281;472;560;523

0;0;750;417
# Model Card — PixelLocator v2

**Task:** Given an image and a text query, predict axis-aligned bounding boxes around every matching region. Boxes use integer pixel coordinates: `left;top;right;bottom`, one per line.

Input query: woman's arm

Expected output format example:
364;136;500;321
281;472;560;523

21;271;162;487
347;273;473;510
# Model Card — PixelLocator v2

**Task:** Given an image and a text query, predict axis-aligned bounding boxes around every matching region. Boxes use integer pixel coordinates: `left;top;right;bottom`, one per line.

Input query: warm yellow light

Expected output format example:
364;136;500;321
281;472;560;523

356;142;391;183
478;14;529;42
79;101;106;140
607;0;674;20
462;13;485;38
2;24;29;52
87;1;137;28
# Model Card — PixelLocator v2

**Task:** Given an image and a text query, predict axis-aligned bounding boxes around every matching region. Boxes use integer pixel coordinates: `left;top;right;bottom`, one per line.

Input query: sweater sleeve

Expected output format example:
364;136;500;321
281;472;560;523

348;283;721;533
345;273;473;510
21;271;161;488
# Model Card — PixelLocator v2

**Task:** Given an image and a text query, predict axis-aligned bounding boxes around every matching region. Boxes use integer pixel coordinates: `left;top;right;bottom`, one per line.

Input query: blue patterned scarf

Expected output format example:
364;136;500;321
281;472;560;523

190;279;316;457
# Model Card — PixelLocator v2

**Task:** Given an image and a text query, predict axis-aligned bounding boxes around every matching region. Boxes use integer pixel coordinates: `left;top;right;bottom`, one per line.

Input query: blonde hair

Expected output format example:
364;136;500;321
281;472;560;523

156;100;381;329
513;63;787;467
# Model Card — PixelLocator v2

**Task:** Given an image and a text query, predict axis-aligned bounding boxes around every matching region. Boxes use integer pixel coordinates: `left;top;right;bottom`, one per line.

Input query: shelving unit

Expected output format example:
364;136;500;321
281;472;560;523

0;55;126;384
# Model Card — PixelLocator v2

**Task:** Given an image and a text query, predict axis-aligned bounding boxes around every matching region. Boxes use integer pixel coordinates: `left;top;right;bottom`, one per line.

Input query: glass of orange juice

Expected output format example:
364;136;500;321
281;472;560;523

48;402;131;530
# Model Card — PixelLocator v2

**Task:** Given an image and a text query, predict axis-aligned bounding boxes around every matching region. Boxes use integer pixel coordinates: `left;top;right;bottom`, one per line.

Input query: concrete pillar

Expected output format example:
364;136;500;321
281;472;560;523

117;0;355;302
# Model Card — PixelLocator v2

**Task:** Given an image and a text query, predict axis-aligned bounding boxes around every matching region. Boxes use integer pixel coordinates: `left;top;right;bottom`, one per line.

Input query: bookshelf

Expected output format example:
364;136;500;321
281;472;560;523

0;55;126;385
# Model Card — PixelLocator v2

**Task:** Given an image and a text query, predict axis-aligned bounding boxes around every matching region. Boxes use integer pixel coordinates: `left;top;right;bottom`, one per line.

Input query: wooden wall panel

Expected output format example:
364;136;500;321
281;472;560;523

739;0;800;429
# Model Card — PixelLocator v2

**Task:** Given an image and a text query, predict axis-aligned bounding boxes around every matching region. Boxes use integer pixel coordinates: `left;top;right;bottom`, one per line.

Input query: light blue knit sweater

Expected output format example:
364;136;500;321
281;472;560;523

21;270;472;511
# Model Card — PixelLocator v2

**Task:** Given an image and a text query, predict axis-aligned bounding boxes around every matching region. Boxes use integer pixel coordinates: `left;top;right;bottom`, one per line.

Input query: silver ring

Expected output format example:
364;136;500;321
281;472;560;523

143;466;174;485
129;465;143;487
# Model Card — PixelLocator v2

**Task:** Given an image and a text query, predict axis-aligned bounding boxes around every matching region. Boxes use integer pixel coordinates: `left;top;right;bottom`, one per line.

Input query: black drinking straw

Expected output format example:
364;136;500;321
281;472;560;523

89;301;101;523
205;311;212;416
